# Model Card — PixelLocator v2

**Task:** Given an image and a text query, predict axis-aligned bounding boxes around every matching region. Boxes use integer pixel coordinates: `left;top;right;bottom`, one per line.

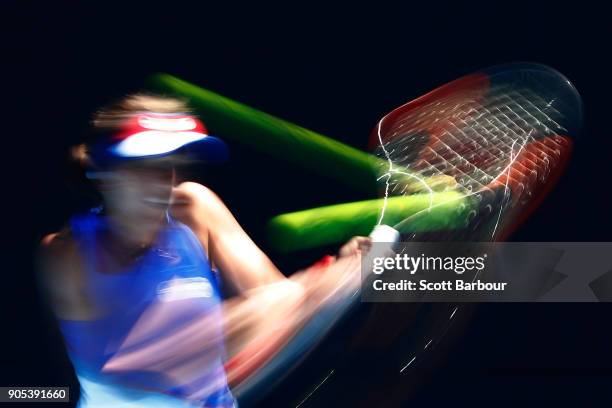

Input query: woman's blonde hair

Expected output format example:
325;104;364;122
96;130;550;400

92;94;190;131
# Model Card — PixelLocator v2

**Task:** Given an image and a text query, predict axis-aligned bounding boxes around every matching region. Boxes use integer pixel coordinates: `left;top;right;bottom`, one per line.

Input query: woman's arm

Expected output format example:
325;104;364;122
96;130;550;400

171;182;286;292
37;230;94;320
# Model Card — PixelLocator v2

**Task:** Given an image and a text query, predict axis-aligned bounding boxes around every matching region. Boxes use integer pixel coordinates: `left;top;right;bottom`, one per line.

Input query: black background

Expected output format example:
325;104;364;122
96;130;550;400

2;2;612;407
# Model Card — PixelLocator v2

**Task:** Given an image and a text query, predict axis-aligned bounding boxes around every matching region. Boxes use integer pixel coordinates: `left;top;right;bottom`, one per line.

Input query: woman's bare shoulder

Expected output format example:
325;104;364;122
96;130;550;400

171;182;227;221
41;227;72;249
39;227;95;318
40;228;74;257
173;182;220;205
38;227;81;279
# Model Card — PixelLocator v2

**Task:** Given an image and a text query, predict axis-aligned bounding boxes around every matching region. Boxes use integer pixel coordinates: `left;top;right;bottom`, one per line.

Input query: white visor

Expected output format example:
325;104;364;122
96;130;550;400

111;130;207;158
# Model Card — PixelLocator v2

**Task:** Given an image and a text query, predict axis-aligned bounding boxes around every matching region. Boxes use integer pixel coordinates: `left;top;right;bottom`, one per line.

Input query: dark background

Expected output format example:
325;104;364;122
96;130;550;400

2;2;611;406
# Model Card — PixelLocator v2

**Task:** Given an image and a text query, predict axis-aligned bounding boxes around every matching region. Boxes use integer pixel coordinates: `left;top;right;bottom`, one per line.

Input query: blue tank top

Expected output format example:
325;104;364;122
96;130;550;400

58;210;236;408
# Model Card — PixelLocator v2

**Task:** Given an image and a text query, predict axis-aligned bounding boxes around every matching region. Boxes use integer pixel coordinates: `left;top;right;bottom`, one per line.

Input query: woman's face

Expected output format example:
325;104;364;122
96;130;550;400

99;161;175;240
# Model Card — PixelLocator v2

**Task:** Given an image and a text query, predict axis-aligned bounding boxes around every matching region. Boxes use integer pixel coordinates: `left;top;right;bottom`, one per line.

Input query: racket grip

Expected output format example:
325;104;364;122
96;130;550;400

369;225;400;243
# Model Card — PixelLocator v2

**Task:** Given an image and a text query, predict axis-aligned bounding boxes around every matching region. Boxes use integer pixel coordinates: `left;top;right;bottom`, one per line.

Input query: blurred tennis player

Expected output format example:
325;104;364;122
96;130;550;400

39;95;370;407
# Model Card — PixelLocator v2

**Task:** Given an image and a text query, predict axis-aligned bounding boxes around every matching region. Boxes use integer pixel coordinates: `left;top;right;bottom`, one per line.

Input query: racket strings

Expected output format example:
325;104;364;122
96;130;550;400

376;84;568;202
373;81;574;240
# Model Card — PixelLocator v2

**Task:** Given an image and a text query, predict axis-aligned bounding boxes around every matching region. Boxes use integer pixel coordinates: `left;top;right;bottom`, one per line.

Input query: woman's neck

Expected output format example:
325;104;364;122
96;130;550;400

101;213;165;266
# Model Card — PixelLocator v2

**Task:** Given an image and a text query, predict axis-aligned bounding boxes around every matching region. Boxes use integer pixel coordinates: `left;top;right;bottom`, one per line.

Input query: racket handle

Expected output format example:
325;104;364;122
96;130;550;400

369;225;400;243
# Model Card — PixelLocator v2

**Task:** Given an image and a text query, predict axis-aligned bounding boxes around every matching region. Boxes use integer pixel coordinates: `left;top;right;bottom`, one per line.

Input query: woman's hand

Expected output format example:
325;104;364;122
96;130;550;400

338;236;372;258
